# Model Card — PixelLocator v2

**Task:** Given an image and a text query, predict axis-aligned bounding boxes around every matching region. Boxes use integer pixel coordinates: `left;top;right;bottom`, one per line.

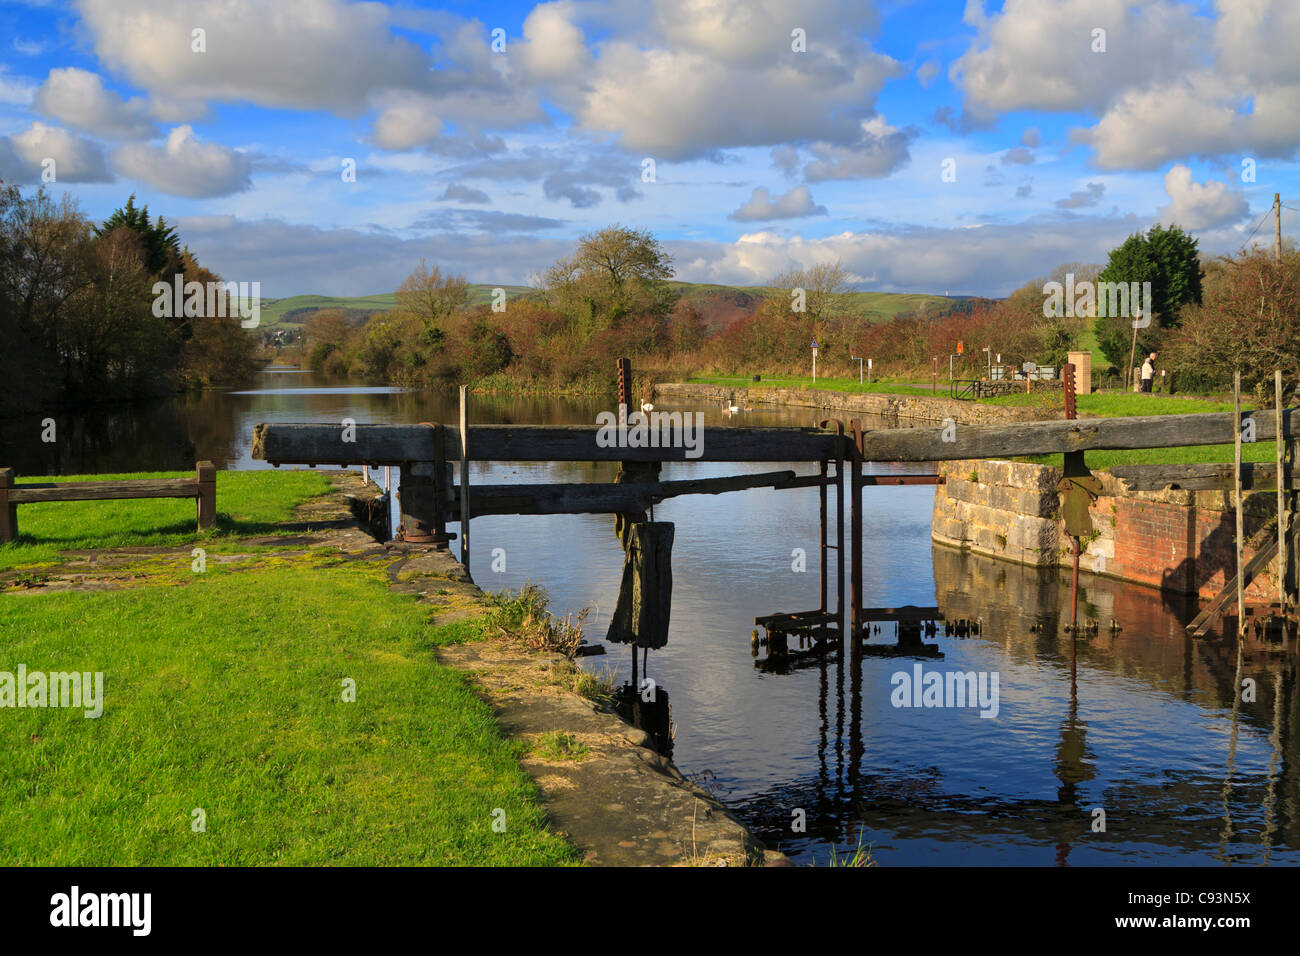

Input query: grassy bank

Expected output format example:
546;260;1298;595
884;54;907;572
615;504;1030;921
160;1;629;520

0;471;576;865
685;373;936;394
0;469;332;572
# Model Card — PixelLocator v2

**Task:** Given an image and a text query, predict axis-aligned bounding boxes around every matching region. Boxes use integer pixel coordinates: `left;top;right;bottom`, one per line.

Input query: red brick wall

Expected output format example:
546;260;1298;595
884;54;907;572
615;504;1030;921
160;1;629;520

1102;494;1275;600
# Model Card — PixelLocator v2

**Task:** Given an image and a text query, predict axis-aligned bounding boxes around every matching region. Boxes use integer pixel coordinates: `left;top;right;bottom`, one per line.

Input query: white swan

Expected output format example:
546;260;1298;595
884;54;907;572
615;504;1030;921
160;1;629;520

640;401;654;413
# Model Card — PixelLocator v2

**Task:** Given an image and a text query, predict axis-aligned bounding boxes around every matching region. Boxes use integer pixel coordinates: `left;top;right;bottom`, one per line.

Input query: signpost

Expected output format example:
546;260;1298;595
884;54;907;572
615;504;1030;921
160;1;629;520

811;338;819;382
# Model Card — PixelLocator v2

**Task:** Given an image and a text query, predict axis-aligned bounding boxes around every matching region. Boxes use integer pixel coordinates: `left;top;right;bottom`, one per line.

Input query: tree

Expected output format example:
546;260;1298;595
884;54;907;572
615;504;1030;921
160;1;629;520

1093;224;1203;370
542;225;677;338
1163;248;1300;393
395;259;469;331
96;195;181;276
766;260;851;340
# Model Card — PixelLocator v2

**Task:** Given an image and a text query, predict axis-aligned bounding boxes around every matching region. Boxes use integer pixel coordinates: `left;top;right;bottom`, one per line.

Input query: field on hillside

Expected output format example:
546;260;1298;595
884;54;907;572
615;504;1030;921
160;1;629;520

258;286;534;329
259;284;965;333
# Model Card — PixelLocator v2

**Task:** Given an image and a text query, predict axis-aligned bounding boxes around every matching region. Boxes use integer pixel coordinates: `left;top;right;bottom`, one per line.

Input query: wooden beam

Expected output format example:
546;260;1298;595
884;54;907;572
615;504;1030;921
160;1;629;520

1111;462;1279;492
463;470;798;516
255;409;1294;466
857;409;1294;462
1186;526;1296;637
1235;372;1245;635
7;478;201;502
859;605;942;622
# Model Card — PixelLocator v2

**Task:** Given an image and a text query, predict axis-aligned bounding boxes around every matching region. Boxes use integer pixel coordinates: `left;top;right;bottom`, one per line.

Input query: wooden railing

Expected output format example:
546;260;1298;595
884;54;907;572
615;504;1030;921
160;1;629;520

0;462;216;544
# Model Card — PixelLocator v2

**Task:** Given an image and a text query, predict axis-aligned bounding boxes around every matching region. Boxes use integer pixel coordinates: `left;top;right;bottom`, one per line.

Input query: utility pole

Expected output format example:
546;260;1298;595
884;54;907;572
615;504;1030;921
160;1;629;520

1276;193;1283;263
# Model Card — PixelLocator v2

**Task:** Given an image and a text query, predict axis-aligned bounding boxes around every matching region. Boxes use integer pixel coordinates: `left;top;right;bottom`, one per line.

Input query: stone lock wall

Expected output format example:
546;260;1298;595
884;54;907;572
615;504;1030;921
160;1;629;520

932;459;1283;602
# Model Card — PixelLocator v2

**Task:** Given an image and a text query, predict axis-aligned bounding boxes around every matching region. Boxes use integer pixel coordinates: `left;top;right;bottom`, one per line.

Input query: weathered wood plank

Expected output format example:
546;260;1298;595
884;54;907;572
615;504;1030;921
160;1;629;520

1186;528;1292;637
1111;462;1279;491
255;410;1293;466
254;422;839;463
465;470;798;515
8;479;200;502
858;409;1293;462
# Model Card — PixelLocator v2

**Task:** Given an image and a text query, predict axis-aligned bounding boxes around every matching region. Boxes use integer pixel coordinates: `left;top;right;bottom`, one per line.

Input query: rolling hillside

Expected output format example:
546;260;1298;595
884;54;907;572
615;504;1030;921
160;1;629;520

258;283;966;333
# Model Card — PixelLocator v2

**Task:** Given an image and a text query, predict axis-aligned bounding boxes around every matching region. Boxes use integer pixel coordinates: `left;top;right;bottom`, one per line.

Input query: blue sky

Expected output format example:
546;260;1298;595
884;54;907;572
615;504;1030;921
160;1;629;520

1;0;1297;297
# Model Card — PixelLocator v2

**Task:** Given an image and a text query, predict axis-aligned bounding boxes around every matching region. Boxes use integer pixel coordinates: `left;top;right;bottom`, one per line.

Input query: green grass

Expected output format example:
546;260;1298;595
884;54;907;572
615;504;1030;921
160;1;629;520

685;374;936;394
980;392;1244;416
0;470;332;572
0;563;576;865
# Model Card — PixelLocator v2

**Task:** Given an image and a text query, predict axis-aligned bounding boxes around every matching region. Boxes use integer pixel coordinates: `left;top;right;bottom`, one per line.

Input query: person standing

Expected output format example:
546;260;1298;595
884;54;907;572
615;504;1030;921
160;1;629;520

1141;352;1156;393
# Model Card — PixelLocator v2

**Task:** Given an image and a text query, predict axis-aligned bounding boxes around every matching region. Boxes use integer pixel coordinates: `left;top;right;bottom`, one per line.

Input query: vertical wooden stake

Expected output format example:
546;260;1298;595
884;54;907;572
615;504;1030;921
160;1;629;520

1234;371;1245;636
196;460;216;531
818;460;828;614
0;467;16;544
459;385;471;576
1277;370;1287;618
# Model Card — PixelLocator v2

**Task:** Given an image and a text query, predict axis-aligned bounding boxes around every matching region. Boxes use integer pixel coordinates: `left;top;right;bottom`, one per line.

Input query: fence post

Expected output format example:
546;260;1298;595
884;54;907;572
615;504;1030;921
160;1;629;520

0;467;15;543
196;461;216;531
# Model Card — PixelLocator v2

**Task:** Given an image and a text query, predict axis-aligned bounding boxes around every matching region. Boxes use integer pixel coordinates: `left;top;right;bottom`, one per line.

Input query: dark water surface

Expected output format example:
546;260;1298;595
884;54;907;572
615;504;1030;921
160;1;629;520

4;368;1296;866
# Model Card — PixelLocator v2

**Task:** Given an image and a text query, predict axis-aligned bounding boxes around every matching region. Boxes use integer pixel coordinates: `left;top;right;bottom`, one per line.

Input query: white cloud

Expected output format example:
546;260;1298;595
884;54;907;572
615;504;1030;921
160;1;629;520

369;91;444;151
802;117;916;181
0;65;38;106
1156;164;1248;230
518;1;592;82
112;125;251;197
729;185;827;221
952;0;1210;114
76;0;431;114
33;67;156;139
1;121;111;182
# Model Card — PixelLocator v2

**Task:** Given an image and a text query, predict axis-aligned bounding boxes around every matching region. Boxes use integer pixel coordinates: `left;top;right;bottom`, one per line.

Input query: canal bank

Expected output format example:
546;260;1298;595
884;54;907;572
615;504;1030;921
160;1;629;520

329;475;786;866
932;458;1288;605
652;382;1045;425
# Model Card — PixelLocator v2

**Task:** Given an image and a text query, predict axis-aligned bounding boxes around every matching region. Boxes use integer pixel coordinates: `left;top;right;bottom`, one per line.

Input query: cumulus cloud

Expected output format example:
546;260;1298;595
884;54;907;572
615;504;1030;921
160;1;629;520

1156;164;1248;230
1000;146;1034;165
33;67;156;139
518;1;592;82
174;214;573;296
439;183;490;204
803;117;916;181
1020;126;1040;147
1055;181;1106;208
669;215;1155;296
954;0;1300;169
77;0;431;114
0;121;111;183
916;59;940;88
444;146;642;208
952;0;1210;114
112;125;251;197
729;185;827;221
369;91;443;150
544;0;901;160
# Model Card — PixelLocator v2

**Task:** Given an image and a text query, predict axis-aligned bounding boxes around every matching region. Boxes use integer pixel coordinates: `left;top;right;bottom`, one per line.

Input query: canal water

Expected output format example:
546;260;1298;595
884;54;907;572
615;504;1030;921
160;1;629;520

3;367;1295;866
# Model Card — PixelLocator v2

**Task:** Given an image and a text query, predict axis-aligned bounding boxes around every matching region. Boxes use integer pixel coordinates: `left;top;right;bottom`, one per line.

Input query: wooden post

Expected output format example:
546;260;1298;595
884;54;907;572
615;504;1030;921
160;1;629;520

1277;370;1287;617
849;420;864;643
459;385;471;576
0;467;15;544
196;461;216;531
1235;372;1245;636
362;464;369;485
818;459;828;614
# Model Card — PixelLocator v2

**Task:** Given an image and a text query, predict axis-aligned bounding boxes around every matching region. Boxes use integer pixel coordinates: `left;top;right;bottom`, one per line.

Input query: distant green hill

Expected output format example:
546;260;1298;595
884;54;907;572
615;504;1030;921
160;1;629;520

257;286;533;329
256;283;966;332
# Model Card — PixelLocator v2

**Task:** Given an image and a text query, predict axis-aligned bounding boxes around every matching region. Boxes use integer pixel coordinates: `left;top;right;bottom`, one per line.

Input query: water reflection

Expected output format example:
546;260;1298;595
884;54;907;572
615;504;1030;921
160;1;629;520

732;545;1298;865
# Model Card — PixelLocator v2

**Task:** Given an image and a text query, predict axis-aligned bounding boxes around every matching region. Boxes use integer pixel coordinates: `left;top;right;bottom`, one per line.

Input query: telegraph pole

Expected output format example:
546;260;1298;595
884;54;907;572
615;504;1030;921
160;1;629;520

1276;193;1283;262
